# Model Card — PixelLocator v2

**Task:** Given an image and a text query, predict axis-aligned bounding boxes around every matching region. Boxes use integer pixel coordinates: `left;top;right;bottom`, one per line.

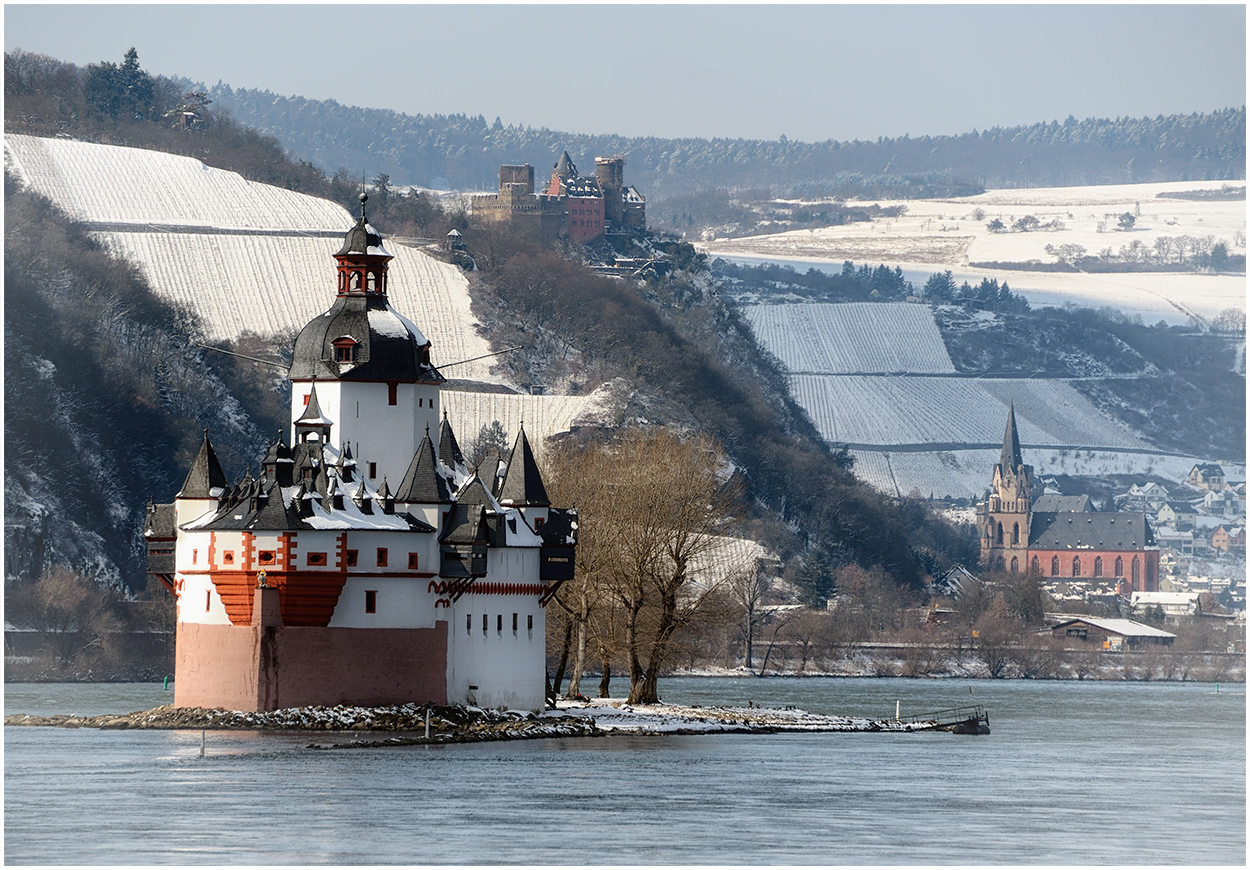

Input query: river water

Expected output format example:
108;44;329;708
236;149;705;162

4;678;1244;864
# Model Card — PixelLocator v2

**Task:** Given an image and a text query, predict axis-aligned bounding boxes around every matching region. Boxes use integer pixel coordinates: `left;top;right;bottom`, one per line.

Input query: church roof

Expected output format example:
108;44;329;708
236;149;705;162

178;431;229;498
498;427;550;507
1032;494;1093;513
1029;511;1156;551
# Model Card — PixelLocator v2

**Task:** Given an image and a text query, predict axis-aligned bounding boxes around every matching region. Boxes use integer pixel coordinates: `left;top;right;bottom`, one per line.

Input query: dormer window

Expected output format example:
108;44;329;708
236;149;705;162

332;337;358;363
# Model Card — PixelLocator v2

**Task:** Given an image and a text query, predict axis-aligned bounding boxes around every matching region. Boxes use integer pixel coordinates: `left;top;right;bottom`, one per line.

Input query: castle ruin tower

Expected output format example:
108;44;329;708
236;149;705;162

979;403;1035;572
288;193;445;486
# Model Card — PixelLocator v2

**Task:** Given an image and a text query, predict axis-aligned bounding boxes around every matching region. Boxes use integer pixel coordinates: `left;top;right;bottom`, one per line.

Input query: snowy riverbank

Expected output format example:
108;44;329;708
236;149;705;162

3;697;942;742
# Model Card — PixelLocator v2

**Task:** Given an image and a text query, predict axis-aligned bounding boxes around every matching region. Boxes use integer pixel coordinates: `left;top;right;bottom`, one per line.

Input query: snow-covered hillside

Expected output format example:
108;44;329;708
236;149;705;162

742;298;1230;499
705;180;1246;325
4;134;608;447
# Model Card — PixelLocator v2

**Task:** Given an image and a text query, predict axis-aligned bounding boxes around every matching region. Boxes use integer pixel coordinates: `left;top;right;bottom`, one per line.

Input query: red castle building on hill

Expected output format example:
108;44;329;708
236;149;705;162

145;198;577;712
978;405;1159;594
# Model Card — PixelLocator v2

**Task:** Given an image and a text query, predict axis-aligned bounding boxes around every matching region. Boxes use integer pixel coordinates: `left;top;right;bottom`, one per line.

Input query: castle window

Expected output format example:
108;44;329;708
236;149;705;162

332;337;358;363
1010;557;1019;574
1094;556;1103;577
1012;523;1020;545
365;590;377;614
407;553;420;570
528;614;533;633
346;550;358;567
1051;556;1060;577
1072;556;1081;577
996;523;1003;545
497;614;503;633
206;590;211;612
1031;556;1040;574
388;382;398;406
995;556;1005;571
466;613;472;635
368;462;377;479
512;613;518;633
1115;556;1124;577
223;551;234;564
258;551;275;565
308;552;327;567
377;548;388;567
1132;557;1140;585
192;549;198;564
482;613;488;635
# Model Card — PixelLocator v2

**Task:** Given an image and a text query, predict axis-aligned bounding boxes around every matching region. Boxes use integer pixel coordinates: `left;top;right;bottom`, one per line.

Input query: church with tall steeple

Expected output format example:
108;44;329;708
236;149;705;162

145;196;576;712
978;405;1158;595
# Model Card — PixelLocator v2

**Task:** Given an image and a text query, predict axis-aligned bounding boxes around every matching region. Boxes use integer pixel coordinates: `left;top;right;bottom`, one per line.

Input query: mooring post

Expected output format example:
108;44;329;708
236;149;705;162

425;708;431;739
895;700;901;721
200;729;205;757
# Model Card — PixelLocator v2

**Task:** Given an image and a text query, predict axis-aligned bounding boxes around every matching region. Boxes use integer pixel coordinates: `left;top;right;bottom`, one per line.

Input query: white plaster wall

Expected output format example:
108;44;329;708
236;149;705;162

329;575;442;629
290;380;441;484
176;573;232;625
446;593;547;712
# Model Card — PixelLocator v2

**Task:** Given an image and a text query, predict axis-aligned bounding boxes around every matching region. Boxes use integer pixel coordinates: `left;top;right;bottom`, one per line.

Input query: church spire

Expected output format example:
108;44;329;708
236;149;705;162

999;402;1024;471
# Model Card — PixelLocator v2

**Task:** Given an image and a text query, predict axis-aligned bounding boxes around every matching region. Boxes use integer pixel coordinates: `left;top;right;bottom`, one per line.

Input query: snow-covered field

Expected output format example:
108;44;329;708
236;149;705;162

790;374;1150;449
3;134;620;445
705;180;1247;325
744;302;954;373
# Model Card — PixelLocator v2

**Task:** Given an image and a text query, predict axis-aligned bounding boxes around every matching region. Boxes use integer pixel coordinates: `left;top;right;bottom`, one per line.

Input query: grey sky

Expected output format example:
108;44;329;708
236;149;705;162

4;3;1245;143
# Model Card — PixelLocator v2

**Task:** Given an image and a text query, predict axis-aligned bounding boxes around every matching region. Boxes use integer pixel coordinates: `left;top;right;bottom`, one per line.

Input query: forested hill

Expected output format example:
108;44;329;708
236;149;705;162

207;84;1245;198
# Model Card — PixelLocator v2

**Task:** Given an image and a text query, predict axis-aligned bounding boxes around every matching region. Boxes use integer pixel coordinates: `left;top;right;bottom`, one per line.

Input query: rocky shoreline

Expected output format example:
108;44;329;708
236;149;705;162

4;698;948;744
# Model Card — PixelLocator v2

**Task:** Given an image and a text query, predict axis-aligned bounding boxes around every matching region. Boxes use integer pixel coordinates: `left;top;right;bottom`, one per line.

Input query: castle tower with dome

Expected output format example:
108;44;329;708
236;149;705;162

144;197;576;712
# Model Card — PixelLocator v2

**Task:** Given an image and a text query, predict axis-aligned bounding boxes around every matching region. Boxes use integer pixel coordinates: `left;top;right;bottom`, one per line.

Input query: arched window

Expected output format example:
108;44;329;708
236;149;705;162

1050;556;1060;577
1132;556;1140;585
1031;556;1040;574
996;522;1004;545
1010;556;1019;574
1094;556;1103;577
995;556;1005;572
1012;523;1020;545
1114;556;1124;578
1072;556;1081;577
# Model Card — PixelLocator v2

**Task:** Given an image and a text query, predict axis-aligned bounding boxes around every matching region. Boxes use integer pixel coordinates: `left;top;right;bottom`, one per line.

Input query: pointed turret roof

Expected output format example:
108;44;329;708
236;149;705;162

178;430;229;498
395;431;452;504
296;381;330;425
498;426;550;507
999;402;1024;471
439;412;466;470
554;150;576;178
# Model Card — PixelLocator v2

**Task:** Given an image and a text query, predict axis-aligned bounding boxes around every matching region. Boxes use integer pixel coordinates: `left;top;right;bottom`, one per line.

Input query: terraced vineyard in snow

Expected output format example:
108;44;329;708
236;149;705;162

744;303;954;373
743;299;1215;499
4;134;612;445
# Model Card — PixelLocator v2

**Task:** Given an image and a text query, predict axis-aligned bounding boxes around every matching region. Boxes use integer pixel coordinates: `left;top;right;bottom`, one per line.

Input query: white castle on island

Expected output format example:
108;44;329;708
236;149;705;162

144;198;576;712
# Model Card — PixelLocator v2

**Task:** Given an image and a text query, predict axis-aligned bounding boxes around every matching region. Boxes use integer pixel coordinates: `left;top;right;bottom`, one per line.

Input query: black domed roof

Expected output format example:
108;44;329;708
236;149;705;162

289;293;444;383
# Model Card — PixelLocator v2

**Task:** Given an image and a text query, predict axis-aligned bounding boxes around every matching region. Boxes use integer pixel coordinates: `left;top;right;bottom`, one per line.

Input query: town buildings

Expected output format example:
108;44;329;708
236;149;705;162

145;198;577;713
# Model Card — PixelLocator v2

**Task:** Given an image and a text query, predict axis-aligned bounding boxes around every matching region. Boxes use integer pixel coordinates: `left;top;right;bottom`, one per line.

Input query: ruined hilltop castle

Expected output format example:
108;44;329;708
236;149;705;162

471;151;645;242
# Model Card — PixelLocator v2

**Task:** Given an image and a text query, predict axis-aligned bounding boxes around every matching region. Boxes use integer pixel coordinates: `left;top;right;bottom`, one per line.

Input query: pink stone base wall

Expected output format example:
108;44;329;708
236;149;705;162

174;621;449;711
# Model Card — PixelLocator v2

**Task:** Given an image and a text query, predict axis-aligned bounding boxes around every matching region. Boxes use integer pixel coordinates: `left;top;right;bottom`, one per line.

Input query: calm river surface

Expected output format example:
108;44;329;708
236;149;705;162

4;678;1245;864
